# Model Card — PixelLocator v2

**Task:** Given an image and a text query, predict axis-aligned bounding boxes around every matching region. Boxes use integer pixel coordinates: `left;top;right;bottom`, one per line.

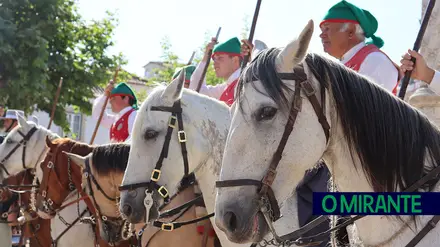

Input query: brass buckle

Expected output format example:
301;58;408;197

168;116;177;128
150;169;161;182
177;131;187;143
158;186;169;198
161;223;174;231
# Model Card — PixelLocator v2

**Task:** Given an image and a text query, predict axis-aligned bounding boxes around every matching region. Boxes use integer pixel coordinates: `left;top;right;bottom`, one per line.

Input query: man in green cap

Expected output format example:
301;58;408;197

92;82;138;143
172;65;196;88
188;37;253;106
319;0;401;94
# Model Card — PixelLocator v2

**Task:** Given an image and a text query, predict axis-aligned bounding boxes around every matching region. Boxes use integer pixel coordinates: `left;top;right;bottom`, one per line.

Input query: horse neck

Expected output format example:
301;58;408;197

182;93;230;170
323;109;374;193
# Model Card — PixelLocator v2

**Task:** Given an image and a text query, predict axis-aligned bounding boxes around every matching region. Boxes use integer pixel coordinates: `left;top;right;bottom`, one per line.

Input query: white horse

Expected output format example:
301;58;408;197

0;115;97;247
214;19;440;247
117;67;312;246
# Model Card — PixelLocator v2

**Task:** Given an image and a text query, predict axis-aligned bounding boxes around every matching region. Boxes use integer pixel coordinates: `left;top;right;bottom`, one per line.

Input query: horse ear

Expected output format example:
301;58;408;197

161;70;185;105
45;135;54;148
276;19;314;72
17;113;29;129
63;151;87;170
252;39;268;58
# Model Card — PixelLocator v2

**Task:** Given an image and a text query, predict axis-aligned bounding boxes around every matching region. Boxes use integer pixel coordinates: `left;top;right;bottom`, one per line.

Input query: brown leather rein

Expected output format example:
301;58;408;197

215;66;440;247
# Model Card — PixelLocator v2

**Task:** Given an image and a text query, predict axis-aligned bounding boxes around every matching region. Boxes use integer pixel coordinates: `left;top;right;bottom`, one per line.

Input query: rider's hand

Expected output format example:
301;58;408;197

400;49;435;84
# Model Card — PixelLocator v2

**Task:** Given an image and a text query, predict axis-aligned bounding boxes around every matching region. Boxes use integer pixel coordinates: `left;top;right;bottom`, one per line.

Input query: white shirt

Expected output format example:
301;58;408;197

92;95;137;141
189;61;241;99
340;42;399;93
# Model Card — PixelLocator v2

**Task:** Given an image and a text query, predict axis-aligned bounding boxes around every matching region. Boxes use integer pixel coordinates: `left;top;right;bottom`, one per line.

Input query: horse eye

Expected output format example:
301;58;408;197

255;106;278;122
6;139;13;144
144;129;159;140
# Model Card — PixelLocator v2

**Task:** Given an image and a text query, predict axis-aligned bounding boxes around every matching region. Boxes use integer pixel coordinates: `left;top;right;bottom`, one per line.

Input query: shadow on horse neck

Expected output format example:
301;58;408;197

2;169;51;246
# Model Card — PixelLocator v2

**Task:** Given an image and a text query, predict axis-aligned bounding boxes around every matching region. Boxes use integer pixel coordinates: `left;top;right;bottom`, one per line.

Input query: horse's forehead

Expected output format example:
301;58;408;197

241;81;274;108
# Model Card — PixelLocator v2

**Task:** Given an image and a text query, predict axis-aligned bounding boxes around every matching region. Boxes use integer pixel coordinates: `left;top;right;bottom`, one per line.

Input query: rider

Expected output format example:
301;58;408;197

296;1;403;245
400;49;440;93
319;0;401;94
172;65;196;88
0;109;25;134
92;82;138;143
188;37;253;106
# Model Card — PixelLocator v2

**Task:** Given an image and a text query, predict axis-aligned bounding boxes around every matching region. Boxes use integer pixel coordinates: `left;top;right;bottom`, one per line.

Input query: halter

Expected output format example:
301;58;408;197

118;100;194;224
0;126;38;176
216;65;440;247
216;66;330;223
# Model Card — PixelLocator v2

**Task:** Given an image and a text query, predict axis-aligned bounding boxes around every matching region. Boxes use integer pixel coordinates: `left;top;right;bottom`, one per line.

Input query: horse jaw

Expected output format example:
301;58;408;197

161;69;185;106
276;19;314;73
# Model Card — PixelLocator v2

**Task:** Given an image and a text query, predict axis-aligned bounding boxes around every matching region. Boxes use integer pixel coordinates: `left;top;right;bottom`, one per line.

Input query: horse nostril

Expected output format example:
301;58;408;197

224;211;238;232
122;204;132;217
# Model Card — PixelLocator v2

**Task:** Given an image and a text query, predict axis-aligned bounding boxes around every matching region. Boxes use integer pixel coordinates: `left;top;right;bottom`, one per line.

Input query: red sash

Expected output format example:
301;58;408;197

344;44;401;95
219;79;238;106
109;108;135;142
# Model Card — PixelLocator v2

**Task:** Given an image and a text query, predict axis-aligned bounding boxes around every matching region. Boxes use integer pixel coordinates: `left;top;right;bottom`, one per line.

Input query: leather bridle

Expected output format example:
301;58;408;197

118;100;194;225
216;66;330;223
117;99;218;246
215;66;440;247
0;126;38;176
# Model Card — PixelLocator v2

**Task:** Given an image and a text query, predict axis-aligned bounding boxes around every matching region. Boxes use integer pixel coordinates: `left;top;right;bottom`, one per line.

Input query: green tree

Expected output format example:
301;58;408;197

148;36;185;84
0;0;126;131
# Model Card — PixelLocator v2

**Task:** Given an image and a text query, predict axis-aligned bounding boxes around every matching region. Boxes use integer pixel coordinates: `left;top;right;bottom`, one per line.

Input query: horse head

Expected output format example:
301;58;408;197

119;69;231;225
214;20;332;244
66;143;133;246
0;113;59;180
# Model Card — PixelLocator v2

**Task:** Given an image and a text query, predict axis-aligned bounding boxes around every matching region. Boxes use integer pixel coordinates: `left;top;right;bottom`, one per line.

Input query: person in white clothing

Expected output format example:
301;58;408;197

92;82;138;143
319;0;401;94
189;37;253;106
400;49;440;94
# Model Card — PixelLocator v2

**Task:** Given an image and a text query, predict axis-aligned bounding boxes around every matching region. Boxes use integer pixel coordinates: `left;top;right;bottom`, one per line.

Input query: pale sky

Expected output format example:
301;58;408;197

77;0;422;77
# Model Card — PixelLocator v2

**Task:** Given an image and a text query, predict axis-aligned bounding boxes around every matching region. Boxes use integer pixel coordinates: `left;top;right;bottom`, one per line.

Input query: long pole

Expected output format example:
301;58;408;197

398;0;436;100
47;77;63;129
89;66;120;144
187;51;196;65
195;27;222;93
241;0;263;70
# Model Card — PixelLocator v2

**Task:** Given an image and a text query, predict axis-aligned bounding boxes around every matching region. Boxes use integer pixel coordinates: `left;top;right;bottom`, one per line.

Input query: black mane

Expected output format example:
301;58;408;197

237;48;440;193
91;143;130;176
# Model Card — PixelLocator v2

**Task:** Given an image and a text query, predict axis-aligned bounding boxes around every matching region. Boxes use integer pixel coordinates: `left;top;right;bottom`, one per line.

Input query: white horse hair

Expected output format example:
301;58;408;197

214;19;440;247
0;115;96;247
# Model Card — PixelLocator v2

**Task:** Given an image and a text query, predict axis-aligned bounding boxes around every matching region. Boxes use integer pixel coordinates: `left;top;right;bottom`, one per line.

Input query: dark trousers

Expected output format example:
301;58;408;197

296;161;350;247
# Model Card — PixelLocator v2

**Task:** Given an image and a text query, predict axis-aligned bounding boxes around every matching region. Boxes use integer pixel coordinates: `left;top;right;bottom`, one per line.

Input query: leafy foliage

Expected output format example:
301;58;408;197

0;0;126;131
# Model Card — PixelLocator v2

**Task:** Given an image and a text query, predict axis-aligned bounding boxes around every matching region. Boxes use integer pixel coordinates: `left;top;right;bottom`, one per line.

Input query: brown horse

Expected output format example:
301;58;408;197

65;142;218;247
1;168;52;246
34;137;120;247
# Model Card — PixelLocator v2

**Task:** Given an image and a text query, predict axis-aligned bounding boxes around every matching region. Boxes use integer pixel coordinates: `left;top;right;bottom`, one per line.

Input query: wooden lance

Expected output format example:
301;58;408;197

398;0;436;100
187;51;196;65
89;66;120;145
196;27;222;93
47;77;63;129
241;0;263;70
